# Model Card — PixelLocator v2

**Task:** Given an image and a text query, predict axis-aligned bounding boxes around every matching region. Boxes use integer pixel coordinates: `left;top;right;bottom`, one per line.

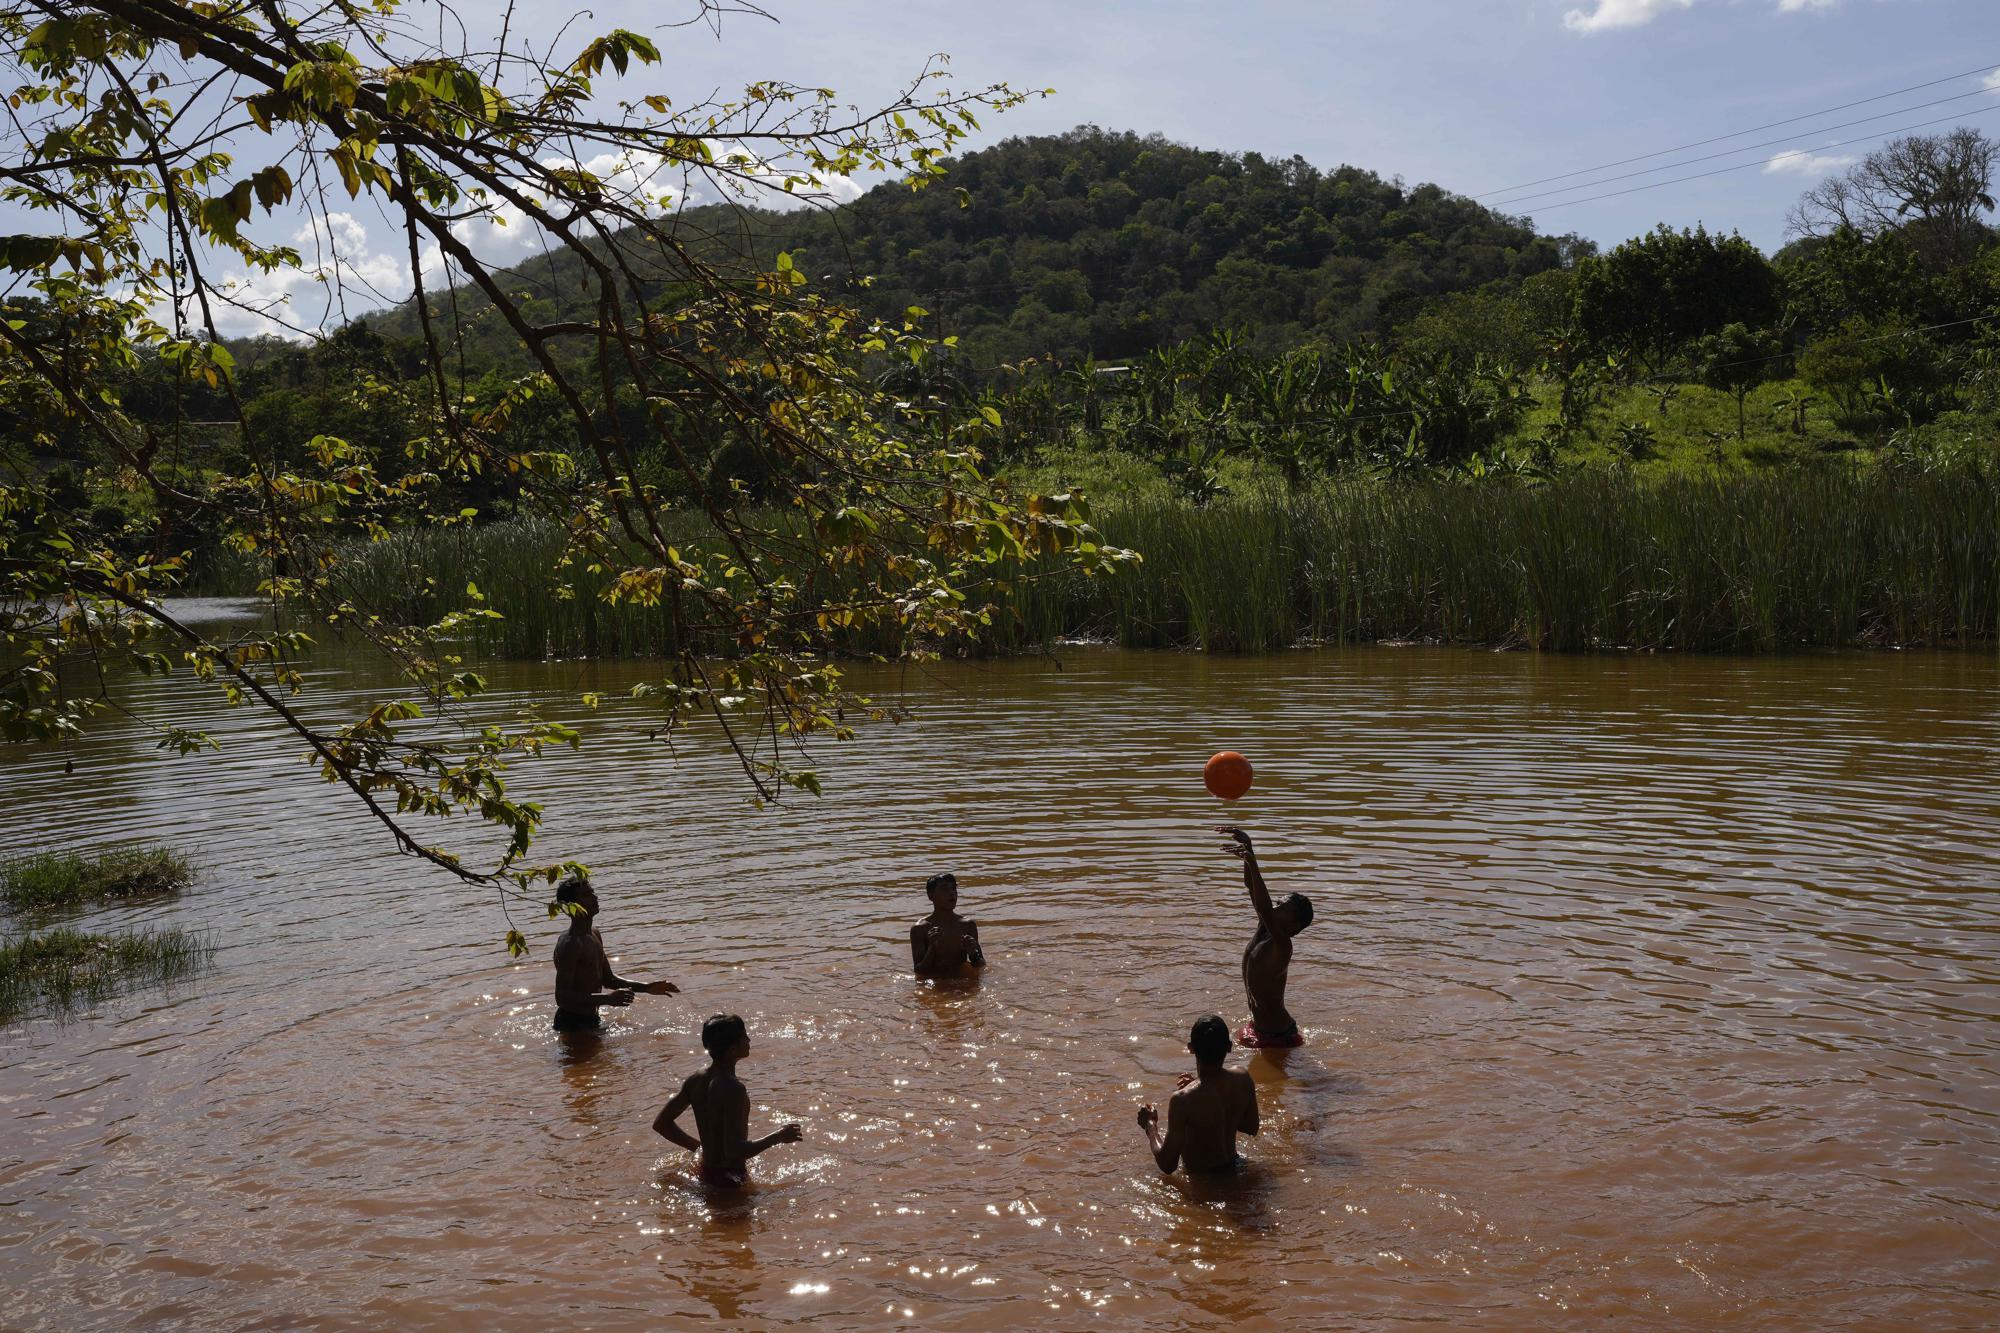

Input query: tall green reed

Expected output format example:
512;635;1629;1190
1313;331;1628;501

206;466;1999;657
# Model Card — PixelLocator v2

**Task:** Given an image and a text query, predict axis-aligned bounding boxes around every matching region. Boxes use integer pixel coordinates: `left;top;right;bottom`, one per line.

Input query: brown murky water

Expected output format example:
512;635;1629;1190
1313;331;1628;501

3;601;1997;1329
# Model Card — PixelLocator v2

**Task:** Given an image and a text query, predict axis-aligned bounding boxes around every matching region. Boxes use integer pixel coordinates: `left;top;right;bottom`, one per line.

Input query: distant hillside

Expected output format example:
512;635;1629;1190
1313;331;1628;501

784;126;1580;362
363;126;1579;370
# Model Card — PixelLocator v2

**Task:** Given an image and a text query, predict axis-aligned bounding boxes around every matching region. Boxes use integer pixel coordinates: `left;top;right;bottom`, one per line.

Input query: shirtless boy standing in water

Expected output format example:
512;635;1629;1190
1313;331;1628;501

550;876;678;1033
653;1014;804;1188
1220;827;1314;1046
909;873;986;977
1137;1015;1260;1173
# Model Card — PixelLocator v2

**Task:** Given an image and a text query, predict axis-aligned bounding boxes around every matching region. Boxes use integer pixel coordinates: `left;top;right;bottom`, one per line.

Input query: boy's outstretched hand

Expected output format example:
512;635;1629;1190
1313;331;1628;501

642;981;680;996
1216;826;1253;858
775;1123;804;1144
1136;1103;1158;1129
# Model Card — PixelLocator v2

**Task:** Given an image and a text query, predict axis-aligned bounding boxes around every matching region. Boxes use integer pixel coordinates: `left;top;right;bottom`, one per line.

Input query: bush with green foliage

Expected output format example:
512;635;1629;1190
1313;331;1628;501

1575;225;1780;372
1797;317;1953;426
1697;324;1786;442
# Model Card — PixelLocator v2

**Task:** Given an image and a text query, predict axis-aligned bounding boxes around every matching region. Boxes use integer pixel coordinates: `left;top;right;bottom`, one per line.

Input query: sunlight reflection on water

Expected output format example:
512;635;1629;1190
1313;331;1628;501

1;621;1997;1328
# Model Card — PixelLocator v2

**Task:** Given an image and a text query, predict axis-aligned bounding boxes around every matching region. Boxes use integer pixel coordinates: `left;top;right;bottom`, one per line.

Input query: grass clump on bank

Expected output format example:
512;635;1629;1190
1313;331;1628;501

0;927;213;1020
1;848;195;914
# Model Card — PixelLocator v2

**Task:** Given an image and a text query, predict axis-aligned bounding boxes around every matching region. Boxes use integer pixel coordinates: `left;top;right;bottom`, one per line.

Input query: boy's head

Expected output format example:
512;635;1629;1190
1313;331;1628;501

924;873;958;912
701;1013;749;1061
1276;891;1313;937
555;875;598;923
1188;1014;1233;1066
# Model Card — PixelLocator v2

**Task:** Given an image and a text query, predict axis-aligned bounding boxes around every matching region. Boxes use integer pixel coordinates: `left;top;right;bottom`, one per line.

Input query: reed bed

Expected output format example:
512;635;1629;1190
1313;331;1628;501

0;927;213;1020
2;848;194;915
206;466;1999;656
981;466;2000;652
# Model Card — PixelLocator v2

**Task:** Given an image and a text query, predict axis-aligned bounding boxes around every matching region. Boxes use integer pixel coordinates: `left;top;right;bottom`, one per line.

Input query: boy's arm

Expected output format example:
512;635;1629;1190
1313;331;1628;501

1239;1075;1261;1138
1136;1097;1181;1174
964;920;985;967
652;1080;700;1151
605;967;677;996
747;1121;805;1156
597;939;678;997
1220;827;1278;932
731;1083;802;1157
910;922;933;970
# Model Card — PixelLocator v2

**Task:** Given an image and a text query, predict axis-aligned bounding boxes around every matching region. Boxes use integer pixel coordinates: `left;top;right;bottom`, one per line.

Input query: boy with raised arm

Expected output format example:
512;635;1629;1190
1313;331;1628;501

551;876;678;1034
1219;826;1314;1047
1137;1014;1260;1174
910;872;986;978
653;1014;804;1188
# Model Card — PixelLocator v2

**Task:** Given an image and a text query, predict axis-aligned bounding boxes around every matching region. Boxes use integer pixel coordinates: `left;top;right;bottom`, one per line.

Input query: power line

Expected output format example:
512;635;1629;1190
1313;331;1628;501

1492;85;2000;211
1480;61;2000;200
1522;102;2000;214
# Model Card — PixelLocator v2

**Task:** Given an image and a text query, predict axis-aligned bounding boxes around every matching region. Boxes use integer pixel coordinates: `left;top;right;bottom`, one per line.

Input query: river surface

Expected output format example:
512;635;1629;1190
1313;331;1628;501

2;602;1997;1330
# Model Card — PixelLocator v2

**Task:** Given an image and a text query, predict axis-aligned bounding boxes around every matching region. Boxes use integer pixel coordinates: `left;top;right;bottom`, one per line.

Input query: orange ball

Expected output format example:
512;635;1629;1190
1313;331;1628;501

1204;751;1253;802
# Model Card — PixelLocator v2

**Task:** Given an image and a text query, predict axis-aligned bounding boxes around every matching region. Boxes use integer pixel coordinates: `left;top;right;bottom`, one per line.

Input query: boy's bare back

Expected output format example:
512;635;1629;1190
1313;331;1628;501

1164;1068;1260;1172
678;1068;751;1174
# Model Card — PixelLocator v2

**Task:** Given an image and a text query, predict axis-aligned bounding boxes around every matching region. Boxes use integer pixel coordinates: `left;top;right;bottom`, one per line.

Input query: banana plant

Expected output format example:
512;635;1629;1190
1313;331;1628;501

1771;389;1816;436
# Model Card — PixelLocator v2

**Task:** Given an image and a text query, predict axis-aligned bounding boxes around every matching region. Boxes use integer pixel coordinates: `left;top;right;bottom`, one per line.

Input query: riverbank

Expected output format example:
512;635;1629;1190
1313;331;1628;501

202;464;1998;657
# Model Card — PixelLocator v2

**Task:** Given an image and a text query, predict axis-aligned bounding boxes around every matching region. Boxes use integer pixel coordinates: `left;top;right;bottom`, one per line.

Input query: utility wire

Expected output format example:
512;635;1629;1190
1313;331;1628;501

1493;85;2000;210
1523;102;2000;213
1479;61;2000;199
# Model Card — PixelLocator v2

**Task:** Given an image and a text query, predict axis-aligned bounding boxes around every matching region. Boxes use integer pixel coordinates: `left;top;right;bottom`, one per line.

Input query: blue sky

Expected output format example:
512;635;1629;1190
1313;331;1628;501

34;0;1996;335
586;0;2000;253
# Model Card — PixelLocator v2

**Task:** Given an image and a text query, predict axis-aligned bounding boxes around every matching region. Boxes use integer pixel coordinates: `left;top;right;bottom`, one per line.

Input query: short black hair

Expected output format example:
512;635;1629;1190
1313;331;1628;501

924;873;957;899
555;874;592;904
1285;891;1314;931
1189;1014;1232;1064
701;1013;747;1058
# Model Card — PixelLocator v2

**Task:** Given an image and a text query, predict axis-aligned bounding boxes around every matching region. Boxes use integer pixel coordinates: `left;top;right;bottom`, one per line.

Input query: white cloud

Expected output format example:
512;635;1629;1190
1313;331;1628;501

1563;0;1693;32
1565;0;1840;32
1984;68;2000;93
200;212;415;338
1763;147;1858;177
190;142;871;339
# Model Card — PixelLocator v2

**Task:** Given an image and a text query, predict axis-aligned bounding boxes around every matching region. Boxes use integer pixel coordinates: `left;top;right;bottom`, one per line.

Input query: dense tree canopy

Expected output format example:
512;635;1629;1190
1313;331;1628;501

366;126;1587;372
1573;225;1781;373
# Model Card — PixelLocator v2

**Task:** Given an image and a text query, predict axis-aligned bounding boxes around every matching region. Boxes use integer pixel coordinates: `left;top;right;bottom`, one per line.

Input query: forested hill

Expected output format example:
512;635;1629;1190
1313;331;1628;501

362;126;1579;369
778;127;1579;362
